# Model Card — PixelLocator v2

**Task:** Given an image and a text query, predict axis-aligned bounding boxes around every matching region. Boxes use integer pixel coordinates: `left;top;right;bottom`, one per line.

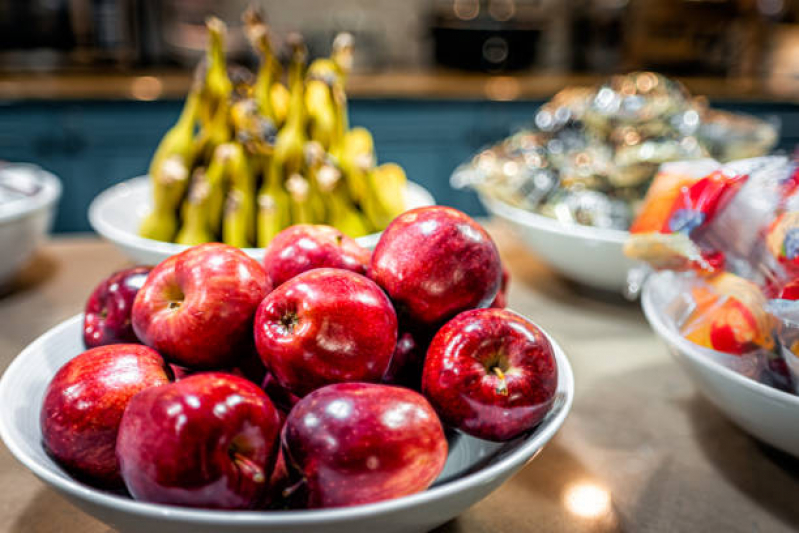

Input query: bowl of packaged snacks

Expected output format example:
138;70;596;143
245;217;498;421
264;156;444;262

453;72;778;293
89;15;433;264
637;155;799;456
642;271;799;457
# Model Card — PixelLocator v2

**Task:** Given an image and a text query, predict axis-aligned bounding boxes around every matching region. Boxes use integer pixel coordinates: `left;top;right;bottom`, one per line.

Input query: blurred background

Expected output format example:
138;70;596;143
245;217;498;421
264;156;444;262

1;0;798;232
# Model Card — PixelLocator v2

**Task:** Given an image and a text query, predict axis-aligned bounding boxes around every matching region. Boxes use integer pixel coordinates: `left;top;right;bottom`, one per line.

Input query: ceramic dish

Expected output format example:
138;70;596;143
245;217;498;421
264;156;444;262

642;271;799;457
0;313;573;533
479;192;637;292
89;176;436;264
0;164;61;285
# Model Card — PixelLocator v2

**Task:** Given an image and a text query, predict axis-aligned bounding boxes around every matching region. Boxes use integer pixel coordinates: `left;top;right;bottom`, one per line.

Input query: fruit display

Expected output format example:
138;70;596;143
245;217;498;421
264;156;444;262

452;72;778;231
40;206;561;511
627;155;799;393
139;8;408;247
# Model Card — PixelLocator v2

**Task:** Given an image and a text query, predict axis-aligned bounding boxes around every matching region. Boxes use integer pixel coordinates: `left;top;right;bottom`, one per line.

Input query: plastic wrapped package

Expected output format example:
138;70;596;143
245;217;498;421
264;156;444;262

452;72;777;232
630;155;799;394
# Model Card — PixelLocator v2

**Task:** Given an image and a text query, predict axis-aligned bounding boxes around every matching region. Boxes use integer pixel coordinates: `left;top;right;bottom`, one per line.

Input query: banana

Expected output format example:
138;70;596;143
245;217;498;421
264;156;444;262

199;17;233;128
231;98;275;156
139;156;190;242
316;162;370;237
286;174;313;224
221;143;256;246
243;7;280;128
139;85;200;241
268;34;307;186
271;83;290;129
304;141;328;223
195;94;231;164
363;162;407;230
305;79;337;150
340;126;376;204
176;168;216;245
256;163;291;246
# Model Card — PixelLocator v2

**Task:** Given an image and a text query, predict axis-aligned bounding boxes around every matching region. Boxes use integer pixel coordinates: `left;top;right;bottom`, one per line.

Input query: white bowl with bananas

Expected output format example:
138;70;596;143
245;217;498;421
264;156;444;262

89;14;435;264
89;175;435;264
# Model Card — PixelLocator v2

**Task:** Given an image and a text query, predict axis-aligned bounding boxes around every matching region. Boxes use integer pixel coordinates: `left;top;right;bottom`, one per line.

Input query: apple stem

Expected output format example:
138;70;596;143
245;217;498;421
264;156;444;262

492;366;508;396
282;478;305;499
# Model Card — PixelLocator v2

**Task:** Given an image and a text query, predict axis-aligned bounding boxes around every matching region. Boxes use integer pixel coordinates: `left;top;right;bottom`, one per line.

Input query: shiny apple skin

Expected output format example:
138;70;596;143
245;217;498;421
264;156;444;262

382;328;430;390
132;243;271;369
263;224;371;288
422;308;558;442
369;206;502;327
116;373;281;510
254;268;398;397
282;382;448;508
40;344;171;487
489;265;510;309
83;266;152;348
261;372;301;412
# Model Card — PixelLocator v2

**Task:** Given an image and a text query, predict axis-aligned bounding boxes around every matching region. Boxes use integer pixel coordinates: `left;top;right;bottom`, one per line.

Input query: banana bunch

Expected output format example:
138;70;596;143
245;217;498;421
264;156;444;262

139;7;408;248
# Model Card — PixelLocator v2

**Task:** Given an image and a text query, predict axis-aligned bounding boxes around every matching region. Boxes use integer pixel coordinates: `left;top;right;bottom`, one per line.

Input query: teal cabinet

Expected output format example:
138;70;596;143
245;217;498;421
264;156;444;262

0;99;795;233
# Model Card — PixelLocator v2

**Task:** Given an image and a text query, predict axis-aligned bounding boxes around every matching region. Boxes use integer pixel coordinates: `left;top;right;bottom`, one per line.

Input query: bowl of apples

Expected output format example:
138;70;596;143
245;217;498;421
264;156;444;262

0;207;573;533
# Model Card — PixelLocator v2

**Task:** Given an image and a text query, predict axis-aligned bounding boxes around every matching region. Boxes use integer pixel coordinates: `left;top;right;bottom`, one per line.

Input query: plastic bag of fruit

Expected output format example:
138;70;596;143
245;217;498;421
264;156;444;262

630;155;799;393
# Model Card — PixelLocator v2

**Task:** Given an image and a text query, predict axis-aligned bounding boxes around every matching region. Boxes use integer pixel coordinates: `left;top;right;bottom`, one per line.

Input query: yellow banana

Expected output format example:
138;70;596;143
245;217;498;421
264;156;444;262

303;141;328;223
176;169;215;245
242;7;280;128
340;127;375;204
256;163;291;247
221;143;256;247
268;34;307;185
316;162;369;237
286;174;313;224
139;156;190;242
305;79;337;150
139;84;200;241
363;162;407;230
271;83;290;129
199;17;233;128
195;95;231;164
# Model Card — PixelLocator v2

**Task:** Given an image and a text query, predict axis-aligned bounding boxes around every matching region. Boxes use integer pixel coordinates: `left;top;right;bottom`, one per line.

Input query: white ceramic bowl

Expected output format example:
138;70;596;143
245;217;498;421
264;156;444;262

0;164;61;285
89;176;436;264
642;271;799;457
479;193;637;292
0;314;573;533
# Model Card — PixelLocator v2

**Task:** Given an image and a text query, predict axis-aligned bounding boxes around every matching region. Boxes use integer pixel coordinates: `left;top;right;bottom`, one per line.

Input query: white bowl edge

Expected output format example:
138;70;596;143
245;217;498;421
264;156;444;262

0;313;574;528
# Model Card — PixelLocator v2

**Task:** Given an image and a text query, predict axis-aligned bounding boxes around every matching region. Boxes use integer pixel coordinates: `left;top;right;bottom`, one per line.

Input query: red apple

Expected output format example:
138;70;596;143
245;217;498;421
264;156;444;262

262;224;371;287
489;265;510;309
261;372;301;412
116;373;281;509
83;266;152;348
40;344;171;487
422;308;558;442
281;382;448;508
132;243;270;369
254;268;397;397
382;329;429;390
369;206;502;327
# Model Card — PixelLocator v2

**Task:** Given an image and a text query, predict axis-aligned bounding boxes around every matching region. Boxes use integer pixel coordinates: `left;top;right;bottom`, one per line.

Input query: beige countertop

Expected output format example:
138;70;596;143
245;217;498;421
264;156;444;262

0;70;797;103
1;231;799;532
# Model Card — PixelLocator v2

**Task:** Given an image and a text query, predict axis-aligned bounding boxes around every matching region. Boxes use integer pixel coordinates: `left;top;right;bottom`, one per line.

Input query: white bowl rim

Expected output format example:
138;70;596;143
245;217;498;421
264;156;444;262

0;165;62;225
641;271;799;408
478;191;629;244
0;312;574;525
88;176;435;259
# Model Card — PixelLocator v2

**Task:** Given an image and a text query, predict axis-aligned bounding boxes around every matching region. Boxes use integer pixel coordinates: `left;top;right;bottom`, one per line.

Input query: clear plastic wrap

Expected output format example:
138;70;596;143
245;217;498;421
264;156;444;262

630;155;799;394
452;72;778;232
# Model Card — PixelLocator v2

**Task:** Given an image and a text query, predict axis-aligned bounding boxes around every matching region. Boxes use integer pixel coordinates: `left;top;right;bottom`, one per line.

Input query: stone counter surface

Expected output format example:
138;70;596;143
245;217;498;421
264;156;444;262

1;230;798;532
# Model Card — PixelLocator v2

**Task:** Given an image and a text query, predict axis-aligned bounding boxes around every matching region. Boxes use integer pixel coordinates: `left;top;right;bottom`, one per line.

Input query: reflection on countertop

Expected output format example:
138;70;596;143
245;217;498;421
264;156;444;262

1;69;798;103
